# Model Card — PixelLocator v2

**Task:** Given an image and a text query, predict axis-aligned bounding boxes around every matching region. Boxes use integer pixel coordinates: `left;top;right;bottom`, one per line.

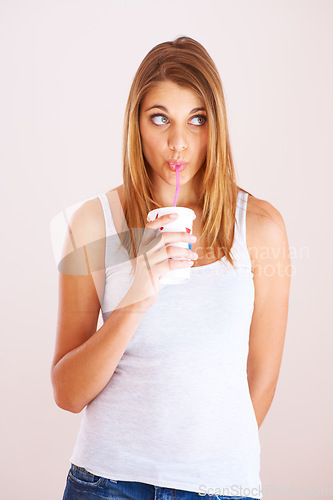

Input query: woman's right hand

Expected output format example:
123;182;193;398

120;213;198;311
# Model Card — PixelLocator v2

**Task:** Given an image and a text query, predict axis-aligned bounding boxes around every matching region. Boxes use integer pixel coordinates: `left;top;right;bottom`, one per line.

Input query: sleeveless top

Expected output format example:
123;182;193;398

70;189;263;498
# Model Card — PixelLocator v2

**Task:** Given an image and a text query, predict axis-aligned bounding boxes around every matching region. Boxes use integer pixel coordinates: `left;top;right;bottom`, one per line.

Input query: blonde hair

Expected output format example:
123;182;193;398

117;36;244;273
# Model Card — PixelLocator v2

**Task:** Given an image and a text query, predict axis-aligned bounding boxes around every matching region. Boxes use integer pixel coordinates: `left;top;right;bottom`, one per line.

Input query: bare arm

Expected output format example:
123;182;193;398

51;290;148;414
246;197;291;429
50;198;149;414
51;274;149;414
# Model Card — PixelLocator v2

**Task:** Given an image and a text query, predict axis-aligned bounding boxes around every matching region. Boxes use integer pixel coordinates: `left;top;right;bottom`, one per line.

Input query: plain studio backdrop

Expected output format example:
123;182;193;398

1;1;332;499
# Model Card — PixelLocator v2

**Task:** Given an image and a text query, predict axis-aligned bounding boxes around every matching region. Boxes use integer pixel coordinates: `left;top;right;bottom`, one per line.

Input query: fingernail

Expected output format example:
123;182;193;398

189;235;197;241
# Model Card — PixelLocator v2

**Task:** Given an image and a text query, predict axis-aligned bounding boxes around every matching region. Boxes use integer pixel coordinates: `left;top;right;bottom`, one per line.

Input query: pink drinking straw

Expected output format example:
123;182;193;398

173;165;180;207
172;165;191;249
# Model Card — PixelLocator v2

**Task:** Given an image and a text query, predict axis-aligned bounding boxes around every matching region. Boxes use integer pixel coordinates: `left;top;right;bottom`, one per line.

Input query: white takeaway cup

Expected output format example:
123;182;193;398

147;206;196;284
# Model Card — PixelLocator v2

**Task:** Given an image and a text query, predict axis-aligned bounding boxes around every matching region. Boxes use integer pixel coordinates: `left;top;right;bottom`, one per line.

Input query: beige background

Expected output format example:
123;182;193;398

1;0;332;499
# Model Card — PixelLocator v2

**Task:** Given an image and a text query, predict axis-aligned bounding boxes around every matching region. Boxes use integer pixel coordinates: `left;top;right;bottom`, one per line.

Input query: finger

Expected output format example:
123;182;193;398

147;213;178;230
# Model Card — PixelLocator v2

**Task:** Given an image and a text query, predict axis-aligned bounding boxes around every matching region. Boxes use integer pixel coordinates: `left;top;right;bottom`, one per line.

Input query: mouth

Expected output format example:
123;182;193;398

167;160;188;172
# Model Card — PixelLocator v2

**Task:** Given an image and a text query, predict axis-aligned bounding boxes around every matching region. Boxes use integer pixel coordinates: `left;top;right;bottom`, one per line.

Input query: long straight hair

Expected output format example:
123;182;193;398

117;36;244;273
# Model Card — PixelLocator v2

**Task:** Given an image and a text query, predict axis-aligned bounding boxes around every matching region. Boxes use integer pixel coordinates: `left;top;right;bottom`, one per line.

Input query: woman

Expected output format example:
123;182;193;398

52;36;291;500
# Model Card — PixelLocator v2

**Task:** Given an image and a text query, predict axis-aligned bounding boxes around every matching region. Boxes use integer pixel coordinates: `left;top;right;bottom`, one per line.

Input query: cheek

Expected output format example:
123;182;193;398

142;133;162;157
197;133;208;156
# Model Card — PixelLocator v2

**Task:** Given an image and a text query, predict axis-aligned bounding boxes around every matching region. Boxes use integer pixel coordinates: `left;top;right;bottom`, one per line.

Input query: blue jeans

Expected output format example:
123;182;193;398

62;463;261;500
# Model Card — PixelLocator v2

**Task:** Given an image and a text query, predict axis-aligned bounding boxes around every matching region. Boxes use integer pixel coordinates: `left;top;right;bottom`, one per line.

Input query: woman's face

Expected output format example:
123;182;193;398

139;81;208;192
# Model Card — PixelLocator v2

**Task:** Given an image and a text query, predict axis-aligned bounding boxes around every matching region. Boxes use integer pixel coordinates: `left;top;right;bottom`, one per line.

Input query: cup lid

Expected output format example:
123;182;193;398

147;206;196;222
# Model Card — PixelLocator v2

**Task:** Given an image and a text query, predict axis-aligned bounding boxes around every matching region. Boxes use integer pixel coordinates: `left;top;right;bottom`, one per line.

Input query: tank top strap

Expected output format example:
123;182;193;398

97;193;115;237
97;193;117;271
232;189;252;271
96;191;130;270
235;189;248;235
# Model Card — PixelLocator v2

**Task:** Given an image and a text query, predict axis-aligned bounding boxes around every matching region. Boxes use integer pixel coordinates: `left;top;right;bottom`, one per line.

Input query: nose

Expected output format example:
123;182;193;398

169;126;188;154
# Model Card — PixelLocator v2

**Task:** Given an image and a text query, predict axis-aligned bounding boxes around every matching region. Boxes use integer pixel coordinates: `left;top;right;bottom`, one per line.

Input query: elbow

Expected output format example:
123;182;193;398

51;369;84;414
247;372;277;399
54;395;83;414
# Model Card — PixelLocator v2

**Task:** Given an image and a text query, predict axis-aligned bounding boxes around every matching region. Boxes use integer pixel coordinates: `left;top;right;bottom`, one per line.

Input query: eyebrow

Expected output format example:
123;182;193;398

144;105;206;114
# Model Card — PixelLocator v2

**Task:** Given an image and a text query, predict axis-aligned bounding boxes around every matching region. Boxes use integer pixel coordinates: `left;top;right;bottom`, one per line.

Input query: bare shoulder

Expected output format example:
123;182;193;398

67;196;105;248
245;193;289;267
61;186;125;254
59;195;106;275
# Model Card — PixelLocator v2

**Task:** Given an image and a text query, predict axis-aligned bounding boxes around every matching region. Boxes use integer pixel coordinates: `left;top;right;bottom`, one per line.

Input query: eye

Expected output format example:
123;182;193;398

150;114;169;125
190;114;207;126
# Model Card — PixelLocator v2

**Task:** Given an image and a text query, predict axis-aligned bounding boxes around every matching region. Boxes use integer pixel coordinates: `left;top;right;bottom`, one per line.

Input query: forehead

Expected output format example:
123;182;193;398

141;81;204;109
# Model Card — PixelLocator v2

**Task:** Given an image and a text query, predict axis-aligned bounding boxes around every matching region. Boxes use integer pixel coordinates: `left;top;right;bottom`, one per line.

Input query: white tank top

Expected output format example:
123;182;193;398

70;189;263;498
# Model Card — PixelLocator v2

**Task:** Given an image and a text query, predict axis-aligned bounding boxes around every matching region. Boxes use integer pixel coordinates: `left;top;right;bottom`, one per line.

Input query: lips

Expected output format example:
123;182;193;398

167;160;188;172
